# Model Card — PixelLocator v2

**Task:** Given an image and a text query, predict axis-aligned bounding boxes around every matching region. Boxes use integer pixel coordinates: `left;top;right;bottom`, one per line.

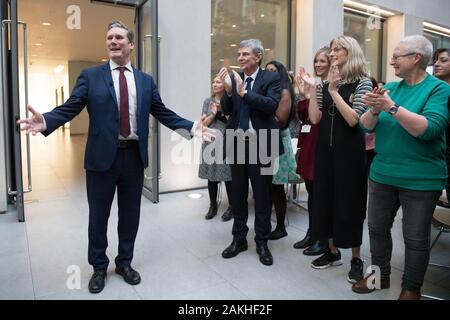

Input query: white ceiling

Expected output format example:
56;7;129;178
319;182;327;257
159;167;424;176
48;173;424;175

18;0;135;63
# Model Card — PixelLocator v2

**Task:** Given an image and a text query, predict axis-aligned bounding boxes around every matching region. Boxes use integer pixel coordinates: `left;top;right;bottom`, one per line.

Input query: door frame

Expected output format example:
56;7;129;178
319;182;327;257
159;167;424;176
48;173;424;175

137;0;160;203
1;0;160;221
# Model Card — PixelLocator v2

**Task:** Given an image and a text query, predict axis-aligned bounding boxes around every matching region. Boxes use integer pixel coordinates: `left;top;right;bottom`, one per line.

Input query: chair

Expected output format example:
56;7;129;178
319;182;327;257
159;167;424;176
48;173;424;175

421;195;450;300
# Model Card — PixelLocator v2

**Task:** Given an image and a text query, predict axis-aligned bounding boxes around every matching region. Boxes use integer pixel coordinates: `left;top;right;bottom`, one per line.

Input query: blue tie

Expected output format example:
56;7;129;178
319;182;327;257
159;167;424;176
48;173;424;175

239;77;253;131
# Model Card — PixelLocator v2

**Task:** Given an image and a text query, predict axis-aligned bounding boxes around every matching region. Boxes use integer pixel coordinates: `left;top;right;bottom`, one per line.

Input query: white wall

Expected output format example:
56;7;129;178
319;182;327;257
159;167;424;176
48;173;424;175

296;0;344;75
362;0;450;27
158;0;211;192
68;61;100;135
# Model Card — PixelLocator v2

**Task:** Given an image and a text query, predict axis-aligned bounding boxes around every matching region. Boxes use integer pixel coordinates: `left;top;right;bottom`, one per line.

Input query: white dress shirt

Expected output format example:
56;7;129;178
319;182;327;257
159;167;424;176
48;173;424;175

110;60;139;140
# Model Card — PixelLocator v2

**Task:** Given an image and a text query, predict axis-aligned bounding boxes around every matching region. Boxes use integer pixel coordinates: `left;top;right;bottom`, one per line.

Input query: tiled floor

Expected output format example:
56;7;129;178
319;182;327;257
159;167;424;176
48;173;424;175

0;130;449;300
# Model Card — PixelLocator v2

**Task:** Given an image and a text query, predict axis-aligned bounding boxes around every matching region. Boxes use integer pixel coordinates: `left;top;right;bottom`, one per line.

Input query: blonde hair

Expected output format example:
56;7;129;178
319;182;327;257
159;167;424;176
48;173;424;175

313;47;331;77
330;36;368;83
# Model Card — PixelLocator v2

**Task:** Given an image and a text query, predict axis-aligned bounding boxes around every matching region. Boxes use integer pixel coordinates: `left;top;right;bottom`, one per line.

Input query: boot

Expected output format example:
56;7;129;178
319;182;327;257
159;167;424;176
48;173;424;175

293;229;313;249
303;240;328;256
205;203;218;220
352;276;390;294
398;289;421;300
221;206;233;221
269;226;288;240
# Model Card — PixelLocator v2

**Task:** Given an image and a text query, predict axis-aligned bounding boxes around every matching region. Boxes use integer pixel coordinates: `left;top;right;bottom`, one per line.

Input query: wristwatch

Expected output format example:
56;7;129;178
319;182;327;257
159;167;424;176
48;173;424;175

387;103;399;116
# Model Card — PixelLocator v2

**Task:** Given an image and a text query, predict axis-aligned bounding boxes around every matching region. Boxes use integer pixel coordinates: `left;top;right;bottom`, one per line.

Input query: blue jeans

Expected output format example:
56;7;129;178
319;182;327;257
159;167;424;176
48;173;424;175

367;180;440;292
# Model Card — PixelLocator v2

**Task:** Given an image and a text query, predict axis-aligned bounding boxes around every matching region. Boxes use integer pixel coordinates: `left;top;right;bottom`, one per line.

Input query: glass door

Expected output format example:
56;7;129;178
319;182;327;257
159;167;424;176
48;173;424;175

96;0;160;203
137;0;159;203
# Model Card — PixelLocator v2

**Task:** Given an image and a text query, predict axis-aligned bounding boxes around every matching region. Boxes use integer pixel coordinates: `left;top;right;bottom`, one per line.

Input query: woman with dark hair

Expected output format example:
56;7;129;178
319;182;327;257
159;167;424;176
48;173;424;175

265;60;301;240
433;48;450;204
292;47;330;256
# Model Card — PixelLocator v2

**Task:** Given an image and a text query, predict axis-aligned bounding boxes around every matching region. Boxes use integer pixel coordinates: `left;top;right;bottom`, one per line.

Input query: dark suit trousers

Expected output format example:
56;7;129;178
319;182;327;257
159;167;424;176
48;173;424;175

86;143;144;270
231;140;273;244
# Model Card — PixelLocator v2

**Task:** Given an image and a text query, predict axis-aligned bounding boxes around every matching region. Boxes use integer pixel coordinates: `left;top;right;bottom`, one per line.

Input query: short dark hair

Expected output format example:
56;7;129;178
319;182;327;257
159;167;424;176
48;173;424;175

108;20;134;43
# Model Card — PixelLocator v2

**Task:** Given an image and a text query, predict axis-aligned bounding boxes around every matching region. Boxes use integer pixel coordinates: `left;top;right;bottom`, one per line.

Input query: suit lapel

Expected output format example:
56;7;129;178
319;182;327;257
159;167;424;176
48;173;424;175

101;63;118;108
133;67;143;118
252;69;263;93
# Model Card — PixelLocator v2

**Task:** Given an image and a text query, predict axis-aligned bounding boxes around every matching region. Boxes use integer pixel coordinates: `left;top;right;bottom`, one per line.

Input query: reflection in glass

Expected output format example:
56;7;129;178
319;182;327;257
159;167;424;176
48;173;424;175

211;0;291;78
344;11;383;81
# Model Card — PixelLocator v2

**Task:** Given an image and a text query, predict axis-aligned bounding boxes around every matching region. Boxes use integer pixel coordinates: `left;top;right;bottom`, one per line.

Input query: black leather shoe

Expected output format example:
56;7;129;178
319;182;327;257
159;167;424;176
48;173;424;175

88;269;107;294
115;266;141;285
222;239;248;258
256;243;273;266
303;240;328;256
293;229;313;249
269;228;288;240
205;204;218;220
221;206;233;221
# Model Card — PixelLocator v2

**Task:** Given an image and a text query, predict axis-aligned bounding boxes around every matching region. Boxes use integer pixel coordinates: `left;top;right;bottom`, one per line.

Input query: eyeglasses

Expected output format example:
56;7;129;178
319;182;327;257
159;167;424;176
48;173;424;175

330;47;345;54
391;52;417;61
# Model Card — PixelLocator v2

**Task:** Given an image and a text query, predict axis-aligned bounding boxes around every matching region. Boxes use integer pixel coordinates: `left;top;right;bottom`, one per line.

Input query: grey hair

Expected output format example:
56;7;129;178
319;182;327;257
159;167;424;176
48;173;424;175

240;39;264;65
108;20;134;43
398;35;433;69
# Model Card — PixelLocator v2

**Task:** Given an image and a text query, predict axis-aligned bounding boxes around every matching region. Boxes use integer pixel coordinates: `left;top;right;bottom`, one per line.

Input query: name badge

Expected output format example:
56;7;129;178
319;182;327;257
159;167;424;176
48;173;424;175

301;125;311;133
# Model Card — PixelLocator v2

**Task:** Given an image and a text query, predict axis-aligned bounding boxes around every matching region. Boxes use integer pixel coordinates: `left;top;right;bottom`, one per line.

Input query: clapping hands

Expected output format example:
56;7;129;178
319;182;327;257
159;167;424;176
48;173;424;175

295;67;316;99
362;85;394;113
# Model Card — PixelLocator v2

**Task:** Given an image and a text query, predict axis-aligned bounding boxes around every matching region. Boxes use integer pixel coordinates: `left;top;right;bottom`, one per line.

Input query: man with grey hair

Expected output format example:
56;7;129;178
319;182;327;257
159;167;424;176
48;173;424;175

218;39;282;266
355;35;450;299
18;20;213;294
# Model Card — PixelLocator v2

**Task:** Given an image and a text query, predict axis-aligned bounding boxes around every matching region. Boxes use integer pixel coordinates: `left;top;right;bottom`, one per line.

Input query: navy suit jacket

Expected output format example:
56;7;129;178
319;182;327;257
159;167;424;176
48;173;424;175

43;63;193;172
221;69;284;158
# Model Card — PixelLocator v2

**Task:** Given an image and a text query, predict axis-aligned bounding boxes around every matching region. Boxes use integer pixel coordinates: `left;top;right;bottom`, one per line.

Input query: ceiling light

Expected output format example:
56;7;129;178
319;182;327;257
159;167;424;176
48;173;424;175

260;14;265;18
230;44;237;47
232;24;237;28
423;22;450;36
54;65;64;73
265;48;271;51
210;33;214;36
34;43;42;46
219;59;225;62
187;193;203;199
42;22;51;26
365;38;372;42
343;0;395;17
101;59;108;62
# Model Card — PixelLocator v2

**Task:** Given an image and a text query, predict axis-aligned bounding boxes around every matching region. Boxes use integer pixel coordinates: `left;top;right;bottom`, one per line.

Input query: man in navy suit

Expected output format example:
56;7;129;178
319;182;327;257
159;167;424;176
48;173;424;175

218;39;282;266
17;21;212;293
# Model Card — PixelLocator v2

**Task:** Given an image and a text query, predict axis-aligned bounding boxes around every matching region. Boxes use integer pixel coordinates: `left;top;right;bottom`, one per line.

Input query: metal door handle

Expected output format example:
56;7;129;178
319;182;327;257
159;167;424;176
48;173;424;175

2;20;32;195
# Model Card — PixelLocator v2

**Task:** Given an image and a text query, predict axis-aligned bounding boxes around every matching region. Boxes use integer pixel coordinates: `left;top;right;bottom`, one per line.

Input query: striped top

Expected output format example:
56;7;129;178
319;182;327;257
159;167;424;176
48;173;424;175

318;78;372;116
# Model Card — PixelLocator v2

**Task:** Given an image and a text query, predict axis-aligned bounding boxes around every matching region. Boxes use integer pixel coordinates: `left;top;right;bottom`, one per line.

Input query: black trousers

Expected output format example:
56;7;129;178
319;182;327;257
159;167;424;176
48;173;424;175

86;143;144;270
230;141;273;244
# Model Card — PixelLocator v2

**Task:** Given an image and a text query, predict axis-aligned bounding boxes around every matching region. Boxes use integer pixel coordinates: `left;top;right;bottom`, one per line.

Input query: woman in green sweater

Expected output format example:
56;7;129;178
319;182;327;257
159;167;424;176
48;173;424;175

355;35;450;300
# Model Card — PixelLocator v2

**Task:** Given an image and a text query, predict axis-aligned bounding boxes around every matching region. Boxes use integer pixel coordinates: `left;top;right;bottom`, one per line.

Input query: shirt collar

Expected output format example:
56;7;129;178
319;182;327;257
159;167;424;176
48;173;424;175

244;67;259;82
109;60;133;73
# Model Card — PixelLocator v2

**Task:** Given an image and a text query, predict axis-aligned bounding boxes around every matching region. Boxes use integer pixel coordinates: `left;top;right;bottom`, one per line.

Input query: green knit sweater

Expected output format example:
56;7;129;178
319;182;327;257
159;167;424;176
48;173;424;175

369;74;450;191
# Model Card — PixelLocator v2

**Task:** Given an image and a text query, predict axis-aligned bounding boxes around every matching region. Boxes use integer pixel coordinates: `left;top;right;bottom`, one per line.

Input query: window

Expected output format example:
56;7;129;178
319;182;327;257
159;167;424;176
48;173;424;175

424;31;450;54
344;10;385;82
211;0;292;78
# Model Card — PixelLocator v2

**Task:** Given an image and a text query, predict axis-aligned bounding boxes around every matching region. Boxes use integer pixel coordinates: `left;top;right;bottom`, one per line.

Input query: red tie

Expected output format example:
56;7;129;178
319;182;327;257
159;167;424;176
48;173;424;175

118;66;130;138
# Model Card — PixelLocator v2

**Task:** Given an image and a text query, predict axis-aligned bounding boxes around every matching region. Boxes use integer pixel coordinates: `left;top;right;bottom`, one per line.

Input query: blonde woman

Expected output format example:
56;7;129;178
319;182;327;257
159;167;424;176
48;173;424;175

301;36;372;283
199;76;233;221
